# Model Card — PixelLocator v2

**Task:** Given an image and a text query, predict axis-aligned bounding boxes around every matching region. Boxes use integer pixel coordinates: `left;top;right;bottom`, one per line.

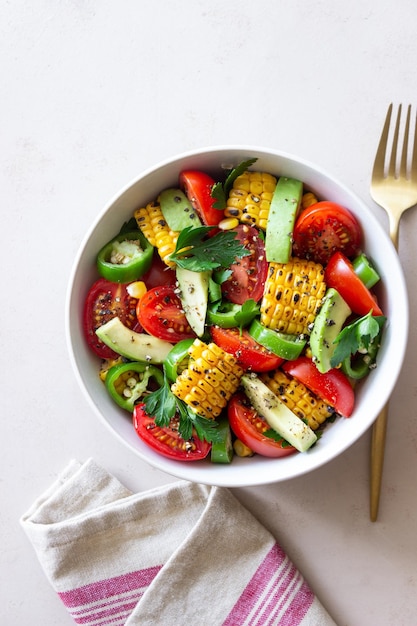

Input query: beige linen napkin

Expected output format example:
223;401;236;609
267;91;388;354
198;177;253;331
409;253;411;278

20;458;336;626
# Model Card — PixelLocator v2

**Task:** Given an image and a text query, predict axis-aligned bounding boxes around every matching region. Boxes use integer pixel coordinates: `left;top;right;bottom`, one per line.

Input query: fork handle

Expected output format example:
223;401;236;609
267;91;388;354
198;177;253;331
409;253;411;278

388;212;400;250
370;403;389;521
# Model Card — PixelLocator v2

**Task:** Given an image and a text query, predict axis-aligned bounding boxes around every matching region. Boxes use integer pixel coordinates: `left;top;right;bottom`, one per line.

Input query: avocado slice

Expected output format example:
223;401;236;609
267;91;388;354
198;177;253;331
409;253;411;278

176;266;210;337
96;317;173;363
159;188;202;231
309;287;352;373
240;374;317;452
265;177;303;263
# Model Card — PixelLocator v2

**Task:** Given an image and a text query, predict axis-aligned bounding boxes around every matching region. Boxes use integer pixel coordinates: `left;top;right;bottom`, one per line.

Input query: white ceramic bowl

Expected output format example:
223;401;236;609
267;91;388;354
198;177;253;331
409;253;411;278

66;146;408;487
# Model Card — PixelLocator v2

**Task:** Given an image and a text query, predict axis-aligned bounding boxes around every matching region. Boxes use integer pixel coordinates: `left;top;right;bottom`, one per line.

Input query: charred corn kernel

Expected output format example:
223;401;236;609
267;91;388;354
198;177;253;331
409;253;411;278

260;257;326;335
134;201;178;267
301;191;319;210
218;217;240;230
171;339;243;419
233;439;254;457
224;171;277;230
126;281;147;299
99;357;124;382
261;369;334;430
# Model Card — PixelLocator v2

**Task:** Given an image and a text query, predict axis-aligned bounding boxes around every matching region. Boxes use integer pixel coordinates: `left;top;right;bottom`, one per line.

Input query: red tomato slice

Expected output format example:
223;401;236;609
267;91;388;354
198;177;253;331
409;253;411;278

137;285;196;342
282;356;354;417
133;404;211;461
325;251;384;317
221;225;268;304
179;170;222;226
83;278;138;359
293;201;362;264
210;326;283;372
141;251;176;289
228;392;296;458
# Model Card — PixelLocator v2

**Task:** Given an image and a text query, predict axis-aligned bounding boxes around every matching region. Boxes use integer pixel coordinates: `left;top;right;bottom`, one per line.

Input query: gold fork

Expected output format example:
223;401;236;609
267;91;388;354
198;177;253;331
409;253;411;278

369;103;417;521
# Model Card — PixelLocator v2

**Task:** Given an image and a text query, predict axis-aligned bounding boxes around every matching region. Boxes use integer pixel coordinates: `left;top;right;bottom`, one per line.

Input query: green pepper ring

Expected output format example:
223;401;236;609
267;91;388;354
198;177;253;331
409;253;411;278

97;230;154;284
248;319;306;360
105;361;164;411
341;329;382;380
164;338;195;383
207;302;245;328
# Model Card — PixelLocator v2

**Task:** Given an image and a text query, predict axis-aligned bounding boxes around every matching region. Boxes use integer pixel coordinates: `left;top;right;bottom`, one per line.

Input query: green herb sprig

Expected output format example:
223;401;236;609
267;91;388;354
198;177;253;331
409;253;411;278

330;311;386;368
169;225;250;272
142;369;222;444
211;158;258;209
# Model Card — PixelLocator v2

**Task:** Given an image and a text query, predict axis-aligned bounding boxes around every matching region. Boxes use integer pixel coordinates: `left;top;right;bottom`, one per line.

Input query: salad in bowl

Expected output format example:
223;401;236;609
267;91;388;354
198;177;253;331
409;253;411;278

67;147;408;486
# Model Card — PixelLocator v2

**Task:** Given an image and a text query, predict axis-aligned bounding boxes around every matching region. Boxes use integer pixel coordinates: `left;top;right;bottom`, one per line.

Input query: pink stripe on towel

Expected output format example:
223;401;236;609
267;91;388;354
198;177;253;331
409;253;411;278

58;565;162;625
223;543;314;626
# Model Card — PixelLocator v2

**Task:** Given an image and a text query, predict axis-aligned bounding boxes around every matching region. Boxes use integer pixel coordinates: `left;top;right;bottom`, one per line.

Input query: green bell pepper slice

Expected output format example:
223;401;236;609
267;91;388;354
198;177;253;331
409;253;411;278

164;338;195;383
210;415;234;464
248;319;306;360
97;230;154;284
105;361;164;411
206;300;259;329
207;302;244;328
352;253;380;289
341;329;382;380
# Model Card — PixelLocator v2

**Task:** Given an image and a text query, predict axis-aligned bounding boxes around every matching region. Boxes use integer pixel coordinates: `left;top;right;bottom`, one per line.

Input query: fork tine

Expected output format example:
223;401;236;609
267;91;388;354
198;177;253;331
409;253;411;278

372;103;393;178
399;105;410;179
387;104;402;178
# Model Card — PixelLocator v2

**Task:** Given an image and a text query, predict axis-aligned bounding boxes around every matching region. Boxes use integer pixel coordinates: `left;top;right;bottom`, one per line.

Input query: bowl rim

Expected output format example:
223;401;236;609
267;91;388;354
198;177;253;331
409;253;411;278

65;144;409;486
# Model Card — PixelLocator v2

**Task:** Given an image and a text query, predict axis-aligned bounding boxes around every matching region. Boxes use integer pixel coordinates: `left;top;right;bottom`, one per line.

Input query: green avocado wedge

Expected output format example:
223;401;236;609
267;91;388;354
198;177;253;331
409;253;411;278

159;188;202;231
175;266;210;337
265;176;303;263
240;374;317;453
95;317;173;364
309;287;352;373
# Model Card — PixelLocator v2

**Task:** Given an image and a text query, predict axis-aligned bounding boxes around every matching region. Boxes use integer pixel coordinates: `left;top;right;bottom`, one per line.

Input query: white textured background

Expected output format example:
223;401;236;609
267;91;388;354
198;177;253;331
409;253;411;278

2;1;417;624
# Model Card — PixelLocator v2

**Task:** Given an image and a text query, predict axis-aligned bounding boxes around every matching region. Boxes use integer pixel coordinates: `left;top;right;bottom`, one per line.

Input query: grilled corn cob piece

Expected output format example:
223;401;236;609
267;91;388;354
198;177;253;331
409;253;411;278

134;200;178;267
224;171;277;230
260;257;326;335
171;339;243;419
261;369;334;430
301;191;319;210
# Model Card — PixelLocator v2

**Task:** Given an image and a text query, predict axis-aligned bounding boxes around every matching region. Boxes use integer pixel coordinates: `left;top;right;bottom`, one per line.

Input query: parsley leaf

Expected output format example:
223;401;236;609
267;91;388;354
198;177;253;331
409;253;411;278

119;217;139;234
235;299;260;329
142;369;222;443
142;376;176;427
213;268;232;284
169;226;250;272
211;158;258;209
192;413;223;443
330;312;386;368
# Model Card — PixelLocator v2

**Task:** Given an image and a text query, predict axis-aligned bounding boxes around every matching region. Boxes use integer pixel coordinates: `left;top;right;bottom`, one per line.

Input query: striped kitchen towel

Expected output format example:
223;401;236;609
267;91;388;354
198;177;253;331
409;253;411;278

20;458;336;625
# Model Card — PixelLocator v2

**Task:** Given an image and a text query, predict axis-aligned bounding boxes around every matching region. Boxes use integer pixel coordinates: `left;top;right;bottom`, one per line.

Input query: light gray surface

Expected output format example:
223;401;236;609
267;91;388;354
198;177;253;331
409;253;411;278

2;2;417;625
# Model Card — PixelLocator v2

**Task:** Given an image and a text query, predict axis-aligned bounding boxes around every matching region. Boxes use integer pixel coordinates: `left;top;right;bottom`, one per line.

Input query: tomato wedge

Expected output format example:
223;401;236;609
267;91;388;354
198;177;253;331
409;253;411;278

228;392;296;458
180;170;222;226
221;225;268;304
325;251;384;317
293;201;362;264
140;251;177;289
133;404;211;461
137;285;196;342
210;326;283;372
282;356;354;417
83;278;138;359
